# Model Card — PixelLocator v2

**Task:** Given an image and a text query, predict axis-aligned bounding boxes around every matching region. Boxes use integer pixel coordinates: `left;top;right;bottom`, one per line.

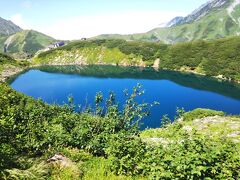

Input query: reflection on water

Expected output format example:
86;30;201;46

35;65;240;100
9;65;240;129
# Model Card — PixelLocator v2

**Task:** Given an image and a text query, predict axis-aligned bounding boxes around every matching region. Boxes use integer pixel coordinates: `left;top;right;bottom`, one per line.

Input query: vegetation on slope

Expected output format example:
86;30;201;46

159;36;240;82
34;39;167;67
34;39;157;66
0;83;239;179
36;36;240;82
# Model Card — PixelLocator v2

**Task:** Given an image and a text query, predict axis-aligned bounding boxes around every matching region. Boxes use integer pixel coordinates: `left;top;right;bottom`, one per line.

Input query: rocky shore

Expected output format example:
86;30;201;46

0;65;25;82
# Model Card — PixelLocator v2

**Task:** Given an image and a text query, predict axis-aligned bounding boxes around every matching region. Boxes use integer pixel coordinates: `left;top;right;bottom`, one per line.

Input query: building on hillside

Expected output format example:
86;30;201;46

54;41;65;48
46;41;65;51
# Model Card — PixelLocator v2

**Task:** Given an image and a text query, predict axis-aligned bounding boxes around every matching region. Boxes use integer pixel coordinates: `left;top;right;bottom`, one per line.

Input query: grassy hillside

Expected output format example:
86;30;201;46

35;36;240;82
96;2;240;43
3;30;55;57
0;83;239;179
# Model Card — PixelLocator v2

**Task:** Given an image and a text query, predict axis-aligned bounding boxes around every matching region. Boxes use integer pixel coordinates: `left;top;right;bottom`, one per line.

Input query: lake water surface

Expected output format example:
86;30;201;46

9;65;240;129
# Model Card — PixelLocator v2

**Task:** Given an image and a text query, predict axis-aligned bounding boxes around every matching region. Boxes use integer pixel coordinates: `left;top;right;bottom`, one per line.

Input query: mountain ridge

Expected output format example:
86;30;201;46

0;17;22;36
96;0;240;43
168;0;230;27
0;17;56;58
2;29;56;57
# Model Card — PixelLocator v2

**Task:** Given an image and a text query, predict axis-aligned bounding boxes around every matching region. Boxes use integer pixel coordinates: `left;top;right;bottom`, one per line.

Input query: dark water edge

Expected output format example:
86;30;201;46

6;69;29;84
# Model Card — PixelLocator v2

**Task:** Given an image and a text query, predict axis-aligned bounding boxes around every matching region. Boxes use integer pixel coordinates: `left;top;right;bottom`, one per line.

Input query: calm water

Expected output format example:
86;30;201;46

9;65;240;129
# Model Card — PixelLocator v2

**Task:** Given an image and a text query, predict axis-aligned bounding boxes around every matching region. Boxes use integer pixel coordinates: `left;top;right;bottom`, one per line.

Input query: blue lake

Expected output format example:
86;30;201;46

9;65;240;129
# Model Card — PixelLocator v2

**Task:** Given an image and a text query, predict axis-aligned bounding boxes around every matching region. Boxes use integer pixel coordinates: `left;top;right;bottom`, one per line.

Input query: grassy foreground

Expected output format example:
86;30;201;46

0;82;239;179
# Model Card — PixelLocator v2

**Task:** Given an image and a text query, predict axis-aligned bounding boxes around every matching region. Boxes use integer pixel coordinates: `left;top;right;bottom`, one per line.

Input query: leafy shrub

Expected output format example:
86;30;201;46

106;133;147;176
108;131;240;179
143;134;240;179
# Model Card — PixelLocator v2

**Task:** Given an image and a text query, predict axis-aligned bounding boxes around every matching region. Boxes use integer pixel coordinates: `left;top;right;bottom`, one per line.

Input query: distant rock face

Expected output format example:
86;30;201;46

167;0;230;27
166;16;184;27
0;17;22;35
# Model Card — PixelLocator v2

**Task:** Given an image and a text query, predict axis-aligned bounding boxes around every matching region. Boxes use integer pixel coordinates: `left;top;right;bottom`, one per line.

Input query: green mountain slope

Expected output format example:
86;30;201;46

96;0;240;43
2;30;56;57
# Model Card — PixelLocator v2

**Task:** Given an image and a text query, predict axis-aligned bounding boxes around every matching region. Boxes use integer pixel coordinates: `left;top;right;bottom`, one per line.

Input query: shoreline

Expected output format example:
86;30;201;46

32;63;240;84
0;66;26;83
1;63;240;85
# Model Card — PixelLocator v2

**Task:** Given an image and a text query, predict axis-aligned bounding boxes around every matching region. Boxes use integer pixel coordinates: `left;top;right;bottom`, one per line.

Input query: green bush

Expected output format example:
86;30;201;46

141;134;240;179
106;133;147;176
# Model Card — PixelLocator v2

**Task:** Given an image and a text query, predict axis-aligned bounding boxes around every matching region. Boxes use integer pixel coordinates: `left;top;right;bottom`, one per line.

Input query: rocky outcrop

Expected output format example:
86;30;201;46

167;0;230;27
47;153;81;178
152;58;160;70
47;154;73;167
